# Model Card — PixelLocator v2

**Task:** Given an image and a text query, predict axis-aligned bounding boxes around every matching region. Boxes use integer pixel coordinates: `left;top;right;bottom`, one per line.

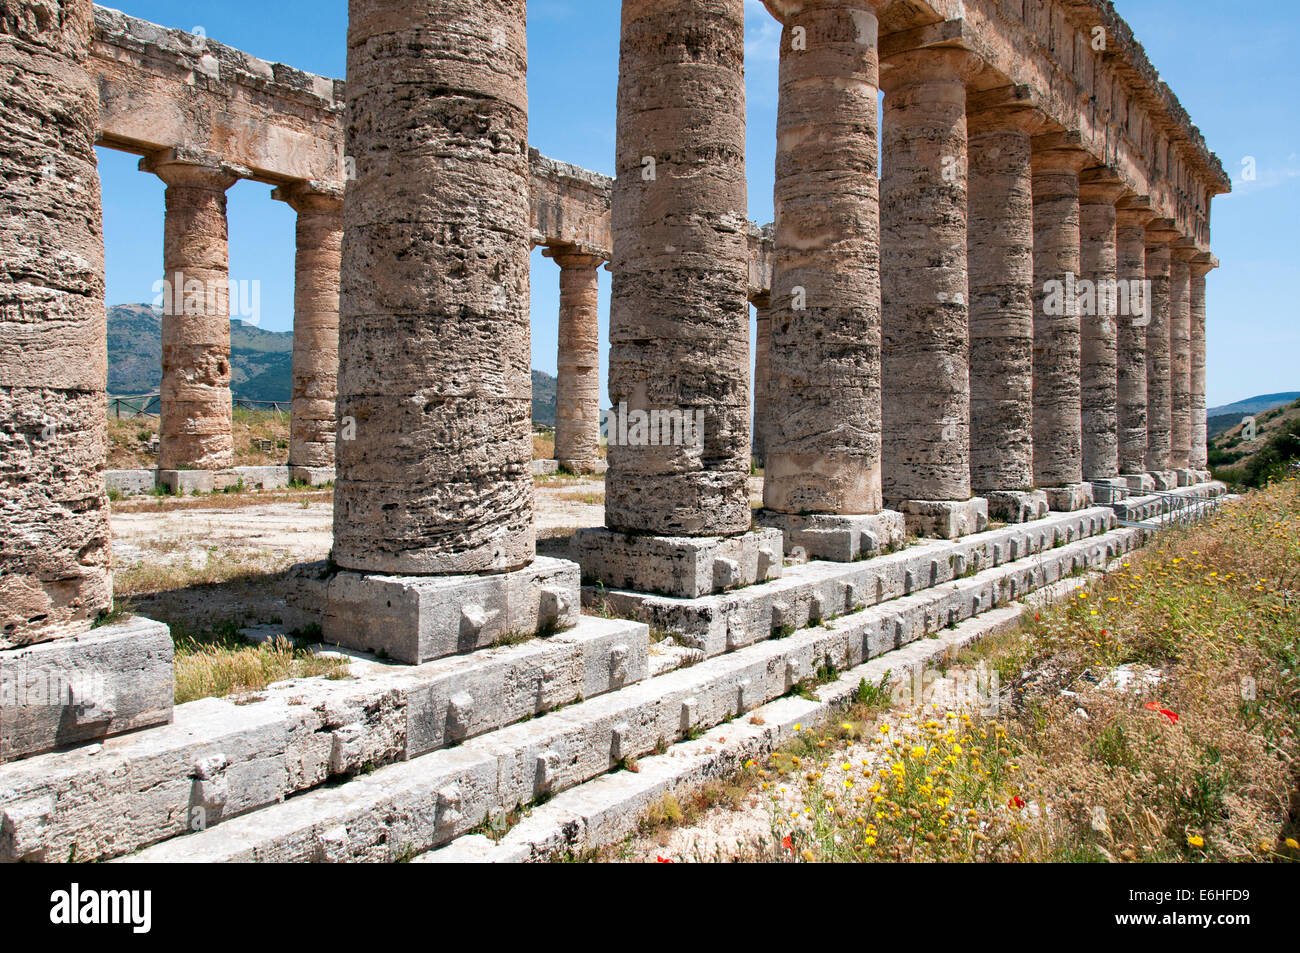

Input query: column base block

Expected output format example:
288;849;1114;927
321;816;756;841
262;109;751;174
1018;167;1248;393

983;490;1050;524
891;498;989;540
1148;470;1179;491
754;510;906;562
557;459;608;476
574;528;783;599
1174;468;1199;487
319;557;582;665
532;460;560;477
0;617;174;763
1043;483;1096;512
1122;473;1156;493
289;465;335;486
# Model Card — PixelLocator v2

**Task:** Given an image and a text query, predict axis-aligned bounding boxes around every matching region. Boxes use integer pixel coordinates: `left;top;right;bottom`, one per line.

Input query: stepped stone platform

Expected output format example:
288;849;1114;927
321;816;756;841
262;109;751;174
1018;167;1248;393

115;518;1149;863
105;465;335;496
0;615;646;862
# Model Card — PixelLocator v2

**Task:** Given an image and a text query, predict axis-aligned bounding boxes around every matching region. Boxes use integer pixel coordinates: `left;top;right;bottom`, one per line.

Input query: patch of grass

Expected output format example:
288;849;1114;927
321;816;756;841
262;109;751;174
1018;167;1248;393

172;619;347;705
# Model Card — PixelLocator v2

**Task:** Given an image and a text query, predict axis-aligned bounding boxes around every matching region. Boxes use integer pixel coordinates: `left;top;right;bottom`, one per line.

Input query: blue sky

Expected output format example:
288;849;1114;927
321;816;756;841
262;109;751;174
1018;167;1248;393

97;0;1298;409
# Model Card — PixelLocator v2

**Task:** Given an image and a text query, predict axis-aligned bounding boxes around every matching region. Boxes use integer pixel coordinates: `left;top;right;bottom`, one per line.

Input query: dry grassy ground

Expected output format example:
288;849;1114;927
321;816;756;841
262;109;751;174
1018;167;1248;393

107;408;291;470
603;477;1300;863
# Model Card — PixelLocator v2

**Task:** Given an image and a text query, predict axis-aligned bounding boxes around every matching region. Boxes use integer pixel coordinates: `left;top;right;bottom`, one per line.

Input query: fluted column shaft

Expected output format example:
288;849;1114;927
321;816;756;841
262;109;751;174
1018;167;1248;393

764;0;886;515
0;0;112;646
967;107;1037;497
880;48;982;504
1169;247;1195;470
1115;205;1154;477
549;250;603;471
1189;258;1214;470
335;0;533;574
274;184;343;472
606;0;751;535
1079;178;1124;480
1031;142;1088;489
147;156;238;472
1144;238;1173;473
753;298;771;465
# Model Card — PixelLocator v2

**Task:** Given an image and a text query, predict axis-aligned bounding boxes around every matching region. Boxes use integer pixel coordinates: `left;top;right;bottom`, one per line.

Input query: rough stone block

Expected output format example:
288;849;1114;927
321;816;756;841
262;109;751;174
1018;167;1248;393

984;490;1050;524
1044;483;1095;512
321;557;581;664
1148;470;1179;491
104;469;156;496
1123;473;1156;493
532;460;559;477
289;466;335;486
157;469;215;495
0;617;173;763
1174;468;1198;487
896;498;989;540
755;510;906;562
574;528;783;598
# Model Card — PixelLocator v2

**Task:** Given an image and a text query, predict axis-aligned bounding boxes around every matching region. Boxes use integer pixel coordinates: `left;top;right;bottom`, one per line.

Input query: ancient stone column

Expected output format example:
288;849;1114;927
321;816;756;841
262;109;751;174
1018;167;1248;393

576;0;782;597
1189;255;1216;473
0;0;111;646
1078;172;1125;484
1169;243;1196;479
1030;135;1092;511
602;0;751;538
880;47;988;539
752;295;771;466
142;151;239;475
1115;202;1155;489
1;0;172;761
966;91;1047;523
273;182;343;484
545;247;603;474
758;0;904;559
1144;225;1177;485
335;0;533;576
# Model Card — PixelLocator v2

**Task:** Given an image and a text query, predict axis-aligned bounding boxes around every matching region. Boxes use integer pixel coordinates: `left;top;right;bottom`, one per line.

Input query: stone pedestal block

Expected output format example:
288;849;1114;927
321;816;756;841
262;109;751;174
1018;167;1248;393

289;466;336;487
1148;470;1179;491
1123;473;1156;493
755;510;905;563
895;498;988;541
984;490;1050;524
1044;483;1095;512
574;528;783;599
320;558;581;666
0;617;173;763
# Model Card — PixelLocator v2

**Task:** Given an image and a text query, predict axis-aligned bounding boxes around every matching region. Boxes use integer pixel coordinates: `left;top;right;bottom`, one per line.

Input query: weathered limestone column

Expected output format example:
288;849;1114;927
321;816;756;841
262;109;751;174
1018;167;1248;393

1169;242;1197;482
1115;201;1156;490
966;89;1048;523
1189;254;1217;474
544;246;603;474
325;0;580;663
756;0;904;560
576;0;783;597
272;181;343;486
1144;222;1178;487
1;0;172;762
752;294;771;466
1031;134;1093;511
1078;171;1125;485
879;47;989;539
141;149;239;478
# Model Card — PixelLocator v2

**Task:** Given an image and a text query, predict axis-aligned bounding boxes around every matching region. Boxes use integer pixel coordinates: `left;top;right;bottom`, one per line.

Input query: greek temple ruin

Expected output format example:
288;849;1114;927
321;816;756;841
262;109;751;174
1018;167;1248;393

0;0;1229;862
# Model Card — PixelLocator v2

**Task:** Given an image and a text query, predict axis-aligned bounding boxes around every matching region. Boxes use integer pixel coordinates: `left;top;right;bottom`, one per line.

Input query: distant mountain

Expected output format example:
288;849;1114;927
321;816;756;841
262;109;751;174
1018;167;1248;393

107;303;561;424
1207;392;1300;420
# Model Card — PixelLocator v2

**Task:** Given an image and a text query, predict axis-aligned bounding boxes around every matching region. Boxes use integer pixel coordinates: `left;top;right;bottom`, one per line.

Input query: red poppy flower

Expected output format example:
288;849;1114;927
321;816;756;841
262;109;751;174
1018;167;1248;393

782;834;794;853
1160;709;1179;724
1144;701;1160;711
656;856;674;863
1009;795;1026;810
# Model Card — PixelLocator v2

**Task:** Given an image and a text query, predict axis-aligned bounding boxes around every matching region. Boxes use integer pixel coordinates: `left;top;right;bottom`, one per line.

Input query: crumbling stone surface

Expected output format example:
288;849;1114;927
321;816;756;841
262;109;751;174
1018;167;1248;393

880;48;983;505
605;0;752;537
145;151;239;472
967;105;1038;499
1115;205;1154;477
334;0;534;575
273;183;342;471
1031;137;1088;490
752;302;771;465
1079;177;1124;481
0;0;112;646
547;249;602;472
1189;257;1214;469
1168;247;1195;471
763;1;887;517
1143;237;1173;472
